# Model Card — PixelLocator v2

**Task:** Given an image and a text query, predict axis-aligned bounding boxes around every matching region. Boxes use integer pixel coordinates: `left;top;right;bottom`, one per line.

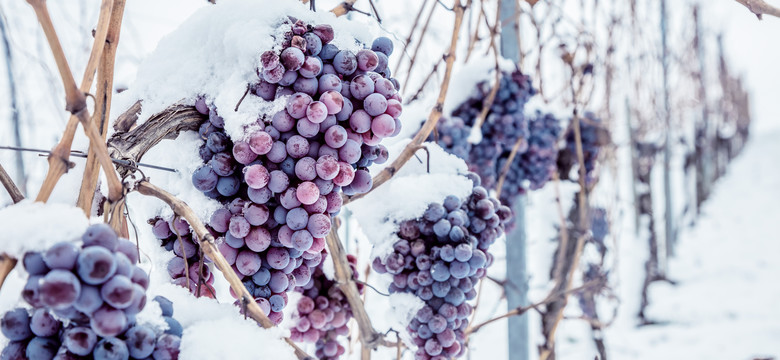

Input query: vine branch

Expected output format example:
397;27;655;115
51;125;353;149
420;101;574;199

734;0;780;19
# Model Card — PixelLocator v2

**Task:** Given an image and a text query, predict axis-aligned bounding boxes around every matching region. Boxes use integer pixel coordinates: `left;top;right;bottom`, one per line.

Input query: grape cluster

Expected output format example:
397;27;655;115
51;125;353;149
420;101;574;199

151;217;216;299
1;296;181;360
5;223;182;359
496;111;562;205
187;18;402;324
372;173;511;359
556;112;609;184
290;255;363;360
428;70;562;211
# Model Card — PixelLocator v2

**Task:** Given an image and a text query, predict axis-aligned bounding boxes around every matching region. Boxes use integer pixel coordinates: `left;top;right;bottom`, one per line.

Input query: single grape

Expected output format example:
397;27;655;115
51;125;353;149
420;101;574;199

93;337;129;360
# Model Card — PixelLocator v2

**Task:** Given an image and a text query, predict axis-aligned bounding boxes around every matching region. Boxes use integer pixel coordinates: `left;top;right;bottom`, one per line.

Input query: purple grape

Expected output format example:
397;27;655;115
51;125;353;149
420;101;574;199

297;118;320;138
254;80;277;101
266;248;290;270
100;275;135;309
1;308;32;341
281;47;305;71
286;93;312;119
23;252;49;276
93;337;129;360
333;50;357;75
244;164;270;189
299;56;323;78
293;76;318;96
286;135;309;158
349;110;371;133
279;70;298;86
236;250;262;276
82;224;119;251
209;208;231;233
90;305;127;337
192;166;219;192
63;326;97;356
371;37;394;56
349;75;375;100
152;334;181;360
363;93;388;116
356;49;379;71
125;325;156;358
43;242;79;270
294;157;317;181
39;270;81;309
318;74;342;94
371;114;395;138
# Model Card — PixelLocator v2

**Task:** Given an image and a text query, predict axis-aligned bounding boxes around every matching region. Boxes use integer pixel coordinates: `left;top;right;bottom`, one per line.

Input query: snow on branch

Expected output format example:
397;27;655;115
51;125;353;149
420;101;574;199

735;0;780;19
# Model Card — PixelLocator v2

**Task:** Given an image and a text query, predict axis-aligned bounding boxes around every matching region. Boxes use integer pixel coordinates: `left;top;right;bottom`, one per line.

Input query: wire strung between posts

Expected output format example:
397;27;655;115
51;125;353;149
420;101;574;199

0;145;177;173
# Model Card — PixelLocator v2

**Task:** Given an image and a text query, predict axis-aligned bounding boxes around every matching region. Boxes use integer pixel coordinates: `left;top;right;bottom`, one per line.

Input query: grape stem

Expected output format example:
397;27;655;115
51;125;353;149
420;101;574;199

734;0;780;19
343;0;473;206
134;180;315;360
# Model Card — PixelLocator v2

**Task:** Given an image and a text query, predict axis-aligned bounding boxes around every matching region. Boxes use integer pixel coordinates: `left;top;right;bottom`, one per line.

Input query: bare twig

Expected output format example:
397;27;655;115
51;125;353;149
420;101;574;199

467;279;601;336
0;163;24;203
734;0;780;19
464;6;485;62
78;0;127;215
134;181;312;360
405;57;443;104
400;1;437;94
394;0;430;77
344;0;472;205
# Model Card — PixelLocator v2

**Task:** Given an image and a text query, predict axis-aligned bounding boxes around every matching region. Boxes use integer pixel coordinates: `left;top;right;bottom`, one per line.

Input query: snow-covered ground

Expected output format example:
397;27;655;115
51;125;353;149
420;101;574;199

604;130;780;360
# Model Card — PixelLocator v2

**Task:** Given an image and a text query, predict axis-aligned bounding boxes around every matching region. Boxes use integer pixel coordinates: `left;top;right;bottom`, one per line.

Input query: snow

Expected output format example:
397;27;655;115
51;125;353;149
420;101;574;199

112;0;378;142
599;130;780;359
347;141;473;260
0;201;89;258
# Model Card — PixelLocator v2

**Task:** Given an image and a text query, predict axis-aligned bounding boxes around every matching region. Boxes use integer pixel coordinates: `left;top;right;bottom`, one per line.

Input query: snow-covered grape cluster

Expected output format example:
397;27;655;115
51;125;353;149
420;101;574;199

290;255;363;360
372;173;511;359
429;70;562;209
151;217;216;299
4;223;182;359
557;112;609;184
186;18;403;324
